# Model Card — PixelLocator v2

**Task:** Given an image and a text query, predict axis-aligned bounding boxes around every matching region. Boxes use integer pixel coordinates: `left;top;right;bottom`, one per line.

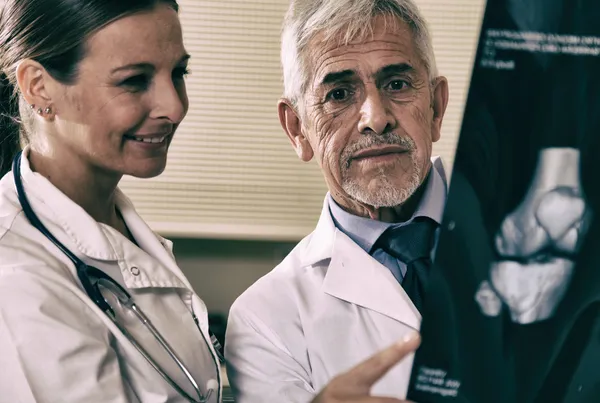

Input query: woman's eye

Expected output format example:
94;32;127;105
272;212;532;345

327;88;351;102
121;75;150;91
173;67;191;80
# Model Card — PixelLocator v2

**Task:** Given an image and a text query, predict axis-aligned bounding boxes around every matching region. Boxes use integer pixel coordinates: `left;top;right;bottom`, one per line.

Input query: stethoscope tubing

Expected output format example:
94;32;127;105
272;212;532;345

11;151;220;403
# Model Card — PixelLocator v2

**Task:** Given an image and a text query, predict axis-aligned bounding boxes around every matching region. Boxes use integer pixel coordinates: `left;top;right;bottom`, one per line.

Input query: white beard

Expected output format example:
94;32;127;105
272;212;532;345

341;153;422;208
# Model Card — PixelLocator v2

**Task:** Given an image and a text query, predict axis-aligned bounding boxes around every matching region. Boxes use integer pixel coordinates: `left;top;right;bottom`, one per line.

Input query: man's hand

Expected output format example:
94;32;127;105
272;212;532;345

311;332;421;403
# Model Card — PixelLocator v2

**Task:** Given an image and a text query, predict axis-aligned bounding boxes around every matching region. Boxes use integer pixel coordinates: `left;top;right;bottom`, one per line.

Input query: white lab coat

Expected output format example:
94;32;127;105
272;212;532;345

0;149;222;403
225;159;447;403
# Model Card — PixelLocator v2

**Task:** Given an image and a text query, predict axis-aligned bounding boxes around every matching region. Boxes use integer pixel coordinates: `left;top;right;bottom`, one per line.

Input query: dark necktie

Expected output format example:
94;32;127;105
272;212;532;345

371;217;438;312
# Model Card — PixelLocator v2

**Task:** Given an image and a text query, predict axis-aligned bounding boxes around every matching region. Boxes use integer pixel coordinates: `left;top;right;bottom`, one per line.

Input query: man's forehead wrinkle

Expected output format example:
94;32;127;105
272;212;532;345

313;52;413;89
317;44;407;66
311;34;415;69
315;36;410;60
304;21;422;93
314;57;356;83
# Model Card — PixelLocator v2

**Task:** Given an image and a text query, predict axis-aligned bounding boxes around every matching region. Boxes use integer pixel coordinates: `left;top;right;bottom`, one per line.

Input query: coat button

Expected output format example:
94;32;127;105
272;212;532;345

130;266;140;276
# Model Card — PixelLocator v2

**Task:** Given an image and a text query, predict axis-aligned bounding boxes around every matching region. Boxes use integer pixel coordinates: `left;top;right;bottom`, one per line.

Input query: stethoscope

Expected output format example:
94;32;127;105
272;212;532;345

12;151;222;403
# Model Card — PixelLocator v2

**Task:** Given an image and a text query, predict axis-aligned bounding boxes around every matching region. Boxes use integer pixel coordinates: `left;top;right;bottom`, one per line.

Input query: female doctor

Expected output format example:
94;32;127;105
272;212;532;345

0;1;223;402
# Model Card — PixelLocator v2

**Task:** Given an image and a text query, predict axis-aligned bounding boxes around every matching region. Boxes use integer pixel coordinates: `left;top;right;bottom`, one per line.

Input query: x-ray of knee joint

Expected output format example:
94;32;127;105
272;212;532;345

475;148;593;324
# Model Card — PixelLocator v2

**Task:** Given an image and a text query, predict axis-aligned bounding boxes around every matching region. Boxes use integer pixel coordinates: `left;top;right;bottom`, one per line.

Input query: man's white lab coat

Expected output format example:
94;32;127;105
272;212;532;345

225;196;434;402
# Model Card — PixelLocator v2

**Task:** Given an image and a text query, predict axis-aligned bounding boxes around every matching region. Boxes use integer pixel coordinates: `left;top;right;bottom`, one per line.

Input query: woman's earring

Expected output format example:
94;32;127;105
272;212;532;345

37;108;43;115
44;107;52;115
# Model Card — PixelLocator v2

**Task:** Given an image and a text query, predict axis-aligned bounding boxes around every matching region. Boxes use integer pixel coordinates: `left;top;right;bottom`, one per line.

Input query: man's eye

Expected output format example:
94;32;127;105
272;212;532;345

327;88;351;101
387;80;408;91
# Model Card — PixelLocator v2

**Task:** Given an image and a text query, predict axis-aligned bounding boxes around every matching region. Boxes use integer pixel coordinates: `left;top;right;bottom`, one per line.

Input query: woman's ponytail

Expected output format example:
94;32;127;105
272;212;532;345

0;72;21;178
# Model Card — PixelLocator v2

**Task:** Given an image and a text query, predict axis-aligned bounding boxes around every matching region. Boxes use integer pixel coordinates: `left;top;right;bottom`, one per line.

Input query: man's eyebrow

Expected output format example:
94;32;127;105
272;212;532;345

376;63;416;78
319;69;357;86
110;54;191;74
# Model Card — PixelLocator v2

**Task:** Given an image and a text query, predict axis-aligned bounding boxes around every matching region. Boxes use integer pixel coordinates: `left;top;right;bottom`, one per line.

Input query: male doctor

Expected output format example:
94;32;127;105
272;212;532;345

225;0;449;401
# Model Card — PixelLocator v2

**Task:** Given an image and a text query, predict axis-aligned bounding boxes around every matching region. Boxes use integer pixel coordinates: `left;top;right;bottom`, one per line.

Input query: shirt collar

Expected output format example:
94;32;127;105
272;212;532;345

18;146;118;260
414;156;447;225
328;156;448;253
328;194;391;251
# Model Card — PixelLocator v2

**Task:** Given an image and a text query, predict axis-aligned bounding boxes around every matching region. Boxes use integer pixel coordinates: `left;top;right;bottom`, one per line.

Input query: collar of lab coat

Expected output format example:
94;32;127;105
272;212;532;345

298;157;449;329
17;147;190;290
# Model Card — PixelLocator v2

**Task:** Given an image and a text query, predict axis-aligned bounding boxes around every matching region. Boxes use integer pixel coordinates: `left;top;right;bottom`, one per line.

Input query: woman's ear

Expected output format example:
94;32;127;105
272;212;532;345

278;98;314;162
15;59;55;119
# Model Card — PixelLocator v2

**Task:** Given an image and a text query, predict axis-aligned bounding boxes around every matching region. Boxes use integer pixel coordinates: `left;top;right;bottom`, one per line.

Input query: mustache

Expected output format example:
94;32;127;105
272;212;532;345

340;133;416;169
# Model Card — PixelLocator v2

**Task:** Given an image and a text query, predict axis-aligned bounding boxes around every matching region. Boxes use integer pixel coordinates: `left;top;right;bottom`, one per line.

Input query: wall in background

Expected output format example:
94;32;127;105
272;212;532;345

171;237;296;316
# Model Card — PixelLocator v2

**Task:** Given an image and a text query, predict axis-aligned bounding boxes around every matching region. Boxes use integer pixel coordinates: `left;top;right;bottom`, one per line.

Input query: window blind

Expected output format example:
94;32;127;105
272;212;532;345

118;0;487;241
419;0;487;174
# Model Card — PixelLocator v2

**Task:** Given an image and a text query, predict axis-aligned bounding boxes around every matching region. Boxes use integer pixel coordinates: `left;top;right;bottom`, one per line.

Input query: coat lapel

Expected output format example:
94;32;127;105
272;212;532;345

301;194;422;330
114;189;192;290
322;226;421;330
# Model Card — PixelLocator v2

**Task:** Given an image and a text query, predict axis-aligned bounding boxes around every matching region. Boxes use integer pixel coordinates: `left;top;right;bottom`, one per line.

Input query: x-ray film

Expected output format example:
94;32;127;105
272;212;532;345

408;0;600;402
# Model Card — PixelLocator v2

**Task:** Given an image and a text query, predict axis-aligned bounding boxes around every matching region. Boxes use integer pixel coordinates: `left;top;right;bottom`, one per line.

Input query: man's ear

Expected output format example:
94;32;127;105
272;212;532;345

430;76;449;143
278;98;314;162
15;59;54;114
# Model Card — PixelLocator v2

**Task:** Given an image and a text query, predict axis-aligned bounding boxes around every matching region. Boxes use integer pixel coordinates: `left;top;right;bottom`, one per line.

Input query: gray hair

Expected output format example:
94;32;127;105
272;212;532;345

281;0;438;108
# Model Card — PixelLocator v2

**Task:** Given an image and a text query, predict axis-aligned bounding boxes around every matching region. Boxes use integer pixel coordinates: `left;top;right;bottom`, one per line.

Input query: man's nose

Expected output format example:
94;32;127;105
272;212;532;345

357;89;396;135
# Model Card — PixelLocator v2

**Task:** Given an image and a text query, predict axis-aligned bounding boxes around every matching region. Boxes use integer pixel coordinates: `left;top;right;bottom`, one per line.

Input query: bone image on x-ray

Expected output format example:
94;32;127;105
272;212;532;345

474;148;593;324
